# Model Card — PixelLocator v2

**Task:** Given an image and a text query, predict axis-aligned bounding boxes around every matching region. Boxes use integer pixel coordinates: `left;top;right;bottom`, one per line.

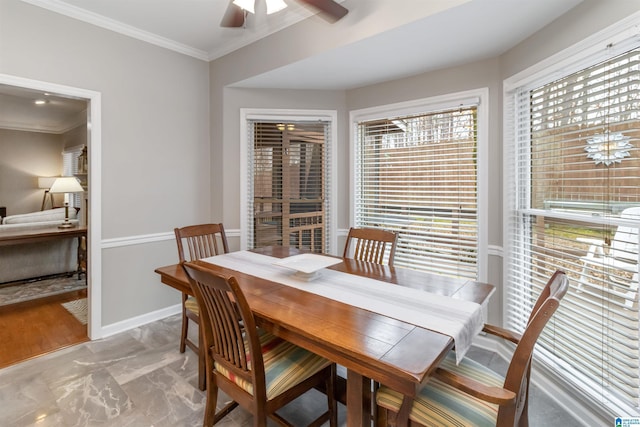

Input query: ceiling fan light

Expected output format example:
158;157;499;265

266;0;287;14
233;0;255;14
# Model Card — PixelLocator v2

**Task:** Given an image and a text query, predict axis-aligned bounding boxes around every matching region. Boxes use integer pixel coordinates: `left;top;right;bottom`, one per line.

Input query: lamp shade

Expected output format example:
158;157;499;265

49;176;84;194
38;176;58;189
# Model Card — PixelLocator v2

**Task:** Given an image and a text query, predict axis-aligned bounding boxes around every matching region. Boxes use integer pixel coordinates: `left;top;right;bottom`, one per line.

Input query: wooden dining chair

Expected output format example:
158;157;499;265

174;223;229;391
343;227;398;266
375;270;569;427
182;261;338;427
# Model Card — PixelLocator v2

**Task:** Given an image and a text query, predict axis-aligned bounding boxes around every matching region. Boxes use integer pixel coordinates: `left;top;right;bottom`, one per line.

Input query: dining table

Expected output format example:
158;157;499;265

155;246;495;426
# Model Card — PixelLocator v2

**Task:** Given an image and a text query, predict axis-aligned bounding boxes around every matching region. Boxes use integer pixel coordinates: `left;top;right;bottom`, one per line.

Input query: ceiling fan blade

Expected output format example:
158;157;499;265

298;0;348;23
220;1;246;27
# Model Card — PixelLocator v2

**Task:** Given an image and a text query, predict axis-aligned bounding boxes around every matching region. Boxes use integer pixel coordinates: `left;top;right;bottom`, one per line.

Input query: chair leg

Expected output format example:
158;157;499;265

197;322;206;391
179;293;188;353
203;375;218;427
375;406;388;427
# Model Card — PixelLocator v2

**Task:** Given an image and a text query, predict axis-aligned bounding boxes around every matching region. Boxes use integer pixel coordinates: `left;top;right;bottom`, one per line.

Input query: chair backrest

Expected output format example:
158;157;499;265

611;207;640;262
500;271;569;426
528;270;564;325
174;223;229;262
343;227;398;266
182;261;268;401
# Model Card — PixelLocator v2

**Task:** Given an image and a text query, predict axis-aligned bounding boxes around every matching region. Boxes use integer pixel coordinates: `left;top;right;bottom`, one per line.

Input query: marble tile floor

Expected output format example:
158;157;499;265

0;314;580;427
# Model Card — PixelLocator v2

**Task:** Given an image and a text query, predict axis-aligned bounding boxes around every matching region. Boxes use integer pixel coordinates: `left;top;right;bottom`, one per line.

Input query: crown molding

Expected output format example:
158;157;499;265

21;0;210;61
20;0;324;62
0;121;58;134
0;109;86;134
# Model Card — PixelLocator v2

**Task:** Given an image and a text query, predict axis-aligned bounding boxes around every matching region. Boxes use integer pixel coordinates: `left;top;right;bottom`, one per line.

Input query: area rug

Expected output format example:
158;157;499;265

0;275;86;306
61;298;88;325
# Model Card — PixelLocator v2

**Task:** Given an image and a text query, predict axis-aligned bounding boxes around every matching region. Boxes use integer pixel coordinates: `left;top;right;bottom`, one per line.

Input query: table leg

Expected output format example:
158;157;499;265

346;369;371;427
77;235;86;280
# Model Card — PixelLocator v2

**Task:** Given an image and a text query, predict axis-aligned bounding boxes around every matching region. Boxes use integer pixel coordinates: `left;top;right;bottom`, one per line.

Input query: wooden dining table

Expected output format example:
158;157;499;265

155;246;495;426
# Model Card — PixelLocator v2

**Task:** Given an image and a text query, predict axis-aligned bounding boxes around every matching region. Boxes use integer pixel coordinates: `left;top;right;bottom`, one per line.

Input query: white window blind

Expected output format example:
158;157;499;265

354;105;479;279
62;145;84;208
506;46;640;415
247;120;331;253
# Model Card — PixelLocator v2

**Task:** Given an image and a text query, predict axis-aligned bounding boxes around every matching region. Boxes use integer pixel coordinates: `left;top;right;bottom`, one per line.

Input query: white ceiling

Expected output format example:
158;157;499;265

5;0;583;130
22;0;583;90
233;0;584;90
0;84;88;134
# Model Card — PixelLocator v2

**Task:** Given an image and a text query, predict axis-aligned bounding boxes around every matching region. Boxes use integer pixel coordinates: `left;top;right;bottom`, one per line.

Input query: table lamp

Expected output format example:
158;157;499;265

49;176;84;228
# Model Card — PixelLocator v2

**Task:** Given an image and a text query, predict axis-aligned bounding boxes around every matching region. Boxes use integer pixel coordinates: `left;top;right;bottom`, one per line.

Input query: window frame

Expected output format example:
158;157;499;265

239;108;338;254
349;88;489;281
503;11;640;417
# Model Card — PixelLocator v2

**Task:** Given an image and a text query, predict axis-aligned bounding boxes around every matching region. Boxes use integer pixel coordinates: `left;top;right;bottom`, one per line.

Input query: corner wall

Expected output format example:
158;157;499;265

0;0;211;328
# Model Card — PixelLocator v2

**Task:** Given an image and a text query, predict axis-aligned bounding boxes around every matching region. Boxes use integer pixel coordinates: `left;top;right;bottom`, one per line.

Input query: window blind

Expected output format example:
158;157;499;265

506;47;640;415
62;145;84;208
355;105;479;279
247;120;331;253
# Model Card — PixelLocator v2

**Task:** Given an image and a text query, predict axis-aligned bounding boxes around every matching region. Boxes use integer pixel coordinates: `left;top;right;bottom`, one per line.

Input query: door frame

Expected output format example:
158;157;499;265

0;73;102;339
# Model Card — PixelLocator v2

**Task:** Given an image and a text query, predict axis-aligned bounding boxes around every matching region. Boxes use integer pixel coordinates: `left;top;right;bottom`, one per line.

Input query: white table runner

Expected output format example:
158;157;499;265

202;251;487;363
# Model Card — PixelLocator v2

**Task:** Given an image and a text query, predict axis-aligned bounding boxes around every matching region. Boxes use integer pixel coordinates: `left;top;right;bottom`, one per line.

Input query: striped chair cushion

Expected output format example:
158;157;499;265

184;296;199;314
214;328;330;399
376;352;503;427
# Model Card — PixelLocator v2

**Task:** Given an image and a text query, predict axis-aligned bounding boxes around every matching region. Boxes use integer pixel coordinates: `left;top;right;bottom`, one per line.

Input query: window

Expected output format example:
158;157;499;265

351;90;487;280
240;110;337;254
505;41;640;415
62;144;84;209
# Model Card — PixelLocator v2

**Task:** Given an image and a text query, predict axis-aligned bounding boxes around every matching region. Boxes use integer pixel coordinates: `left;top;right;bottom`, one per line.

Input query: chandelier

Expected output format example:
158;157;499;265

585;131;633;166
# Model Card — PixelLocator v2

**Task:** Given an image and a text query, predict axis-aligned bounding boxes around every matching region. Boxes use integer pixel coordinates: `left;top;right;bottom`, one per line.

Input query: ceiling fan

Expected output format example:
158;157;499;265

221;0;348;27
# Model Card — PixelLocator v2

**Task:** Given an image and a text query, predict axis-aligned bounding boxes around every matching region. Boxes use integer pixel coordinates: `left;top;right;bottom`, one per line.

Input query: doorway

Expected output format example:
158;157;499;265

0;74;102;366
240;109;338;255
252;121;327;251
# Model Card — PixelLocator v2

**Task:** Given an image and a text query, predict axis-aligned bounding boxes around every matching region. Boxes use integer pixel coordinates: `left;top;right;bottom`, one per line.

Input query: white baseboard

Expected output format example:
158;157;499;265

528;357;610;426
98;303;181;339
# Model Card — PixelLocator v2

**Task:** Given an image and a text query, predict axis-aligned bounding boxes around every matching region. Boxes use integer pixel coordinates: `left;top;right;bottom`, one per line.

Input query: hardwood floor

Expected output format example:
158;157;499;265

0;289;88;369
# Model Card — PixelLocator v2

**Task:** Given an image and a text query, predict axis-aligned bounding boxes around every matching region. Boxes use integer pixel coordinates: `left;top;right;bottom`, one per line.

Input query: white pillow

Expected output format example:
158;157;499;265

2;207;77;224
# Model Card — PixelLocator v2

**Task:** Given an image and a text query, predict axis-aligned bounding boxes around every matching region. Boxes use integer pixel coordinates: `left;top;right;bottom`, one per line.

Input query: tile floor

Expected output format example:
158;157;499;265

0;274;86;306
0;314;580;426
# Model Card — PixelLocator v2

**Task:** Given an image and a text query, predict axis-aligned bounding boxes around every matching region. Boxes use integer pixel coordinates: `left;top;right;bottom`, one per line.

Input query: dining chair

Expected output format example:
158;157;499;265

343;227;398;266
375;270;569;427
576;206;639;308
182;261;338;427
342;226;399;419
174;223;229;391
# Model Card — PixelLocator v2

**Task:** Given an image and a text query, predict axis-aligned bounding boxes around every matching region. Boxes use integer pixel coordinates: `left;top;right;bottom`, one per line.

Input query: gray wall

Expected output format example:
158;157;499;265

0;0;211;326
501;0;640;79
63;123;88;150
0;128;63;214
